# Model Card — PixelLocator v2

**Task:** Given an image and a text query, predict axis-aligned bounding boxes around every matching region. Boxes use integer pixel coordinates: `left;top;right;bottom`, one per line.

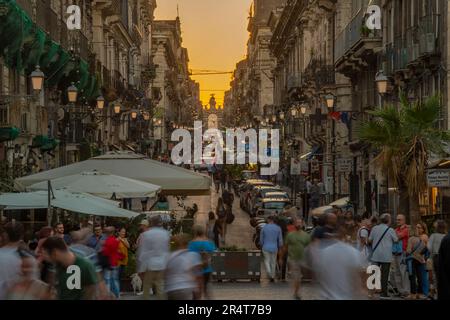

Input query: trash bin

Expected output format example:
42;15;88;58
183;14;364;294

211;251;261;282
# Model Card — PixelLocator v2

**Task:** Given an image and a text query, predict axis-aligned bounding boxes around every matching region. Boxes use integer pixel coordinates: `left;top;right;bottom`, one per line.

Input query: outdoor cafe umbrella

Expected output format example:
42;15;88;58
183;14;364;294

0;190;139;219
16;151;211;196
27;171;161;199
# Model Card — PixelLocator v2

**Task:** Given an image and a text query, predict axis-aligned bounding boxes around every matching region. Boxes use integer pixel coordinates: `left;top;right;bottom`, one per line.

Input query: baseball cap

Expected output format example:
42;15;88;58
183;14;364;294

139;219;149;227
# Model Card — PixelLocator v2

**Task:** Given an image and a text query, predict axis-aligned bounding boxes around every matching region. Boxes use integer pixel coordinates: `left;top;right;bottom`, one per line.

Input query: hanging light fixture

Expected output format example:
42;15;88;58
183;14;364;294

30;65;45;91
279;111;285;120
375;70;389;95
300;104;307;115
114;103;121;114
96;96;105;110
143;113;150;121
291;106;298;117
325;94;335;109
67;83;78;103
272;115;277;122
131;111;138;119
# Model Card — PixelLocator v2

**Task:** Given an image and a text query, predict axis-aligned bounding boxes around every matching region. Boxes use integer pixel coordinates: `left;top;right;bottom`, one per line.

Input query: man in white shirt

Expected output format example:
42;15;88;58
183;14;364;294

312;228;366;300
368;213;398;299
137;215;170;300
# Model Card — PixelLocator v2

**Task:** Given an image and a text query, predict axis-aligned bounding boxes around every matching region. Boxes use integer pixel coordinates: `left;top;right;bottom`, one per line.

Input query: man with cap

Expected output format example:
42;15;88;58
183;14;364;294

137;215;170;300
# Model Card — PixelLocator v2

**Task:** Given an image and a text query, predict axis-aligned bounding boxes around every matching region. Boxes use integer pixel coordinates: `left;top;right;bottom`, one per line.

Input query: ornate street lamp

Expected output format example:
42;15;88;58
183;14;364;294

300;104;307;115
291;106;298;118
67;83;78;103
325;94;335;109
279;111;285;120
272;115;277;122
96;96;105;110
30;65;45;91
131;111;138;119
114;103;121;114
143;113;150;121
375;70;389;95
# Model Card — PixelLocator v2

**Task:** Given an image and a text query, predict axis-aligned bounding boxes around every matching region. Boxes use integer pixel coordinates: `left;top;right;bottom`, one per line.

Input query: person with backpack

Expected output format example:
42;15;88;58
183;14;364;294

368;213;398;299
188;225;216;300
216;198;227;244
392;214;410;298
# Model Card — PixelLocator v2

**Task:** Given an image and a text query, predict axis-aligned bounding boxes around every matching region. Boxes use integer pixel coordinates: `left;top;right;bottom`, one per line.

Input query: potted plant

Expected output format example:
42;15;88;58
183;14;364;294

360;24;372;37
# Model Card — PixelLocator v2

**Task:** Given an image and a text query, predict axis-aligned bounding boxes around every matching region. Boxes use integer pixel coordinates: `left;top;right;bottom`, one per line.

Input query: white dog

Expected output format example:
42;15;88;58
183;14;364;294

130;273;143;296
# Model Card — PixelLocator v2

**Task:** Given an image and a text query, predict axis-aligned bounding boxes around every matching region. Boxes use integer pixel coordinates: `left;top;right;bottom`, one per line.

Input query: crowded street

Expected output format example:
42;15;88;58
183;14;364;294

1;0;450;306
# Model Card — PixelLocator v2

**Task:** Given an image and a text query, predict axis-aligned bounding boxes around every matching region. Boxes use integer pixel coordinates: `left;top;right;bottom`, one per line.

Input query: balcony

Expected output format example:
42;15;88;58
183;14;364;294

335;9;382;76
383;15;441;76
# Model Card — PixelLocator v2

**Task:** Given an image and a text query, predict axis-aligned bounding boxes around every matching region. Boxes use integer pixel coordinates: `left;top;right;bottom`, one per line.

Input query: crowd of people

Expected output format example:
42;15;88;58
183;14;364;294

0;215;221;300
258;206;450;300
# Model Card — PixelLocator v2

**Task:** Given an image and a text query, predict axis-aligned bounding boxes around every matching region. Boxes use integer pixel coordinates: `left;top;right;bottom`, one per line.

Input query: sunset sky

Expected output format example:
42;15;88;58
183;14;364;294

155;0;252;106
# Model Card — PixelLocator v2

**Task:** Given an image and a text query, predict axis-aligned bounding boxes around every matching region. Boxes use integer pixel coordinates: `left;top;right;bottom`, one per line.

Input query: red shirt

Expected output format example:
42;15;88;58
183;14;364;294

102;236;122;267
395;225;409;251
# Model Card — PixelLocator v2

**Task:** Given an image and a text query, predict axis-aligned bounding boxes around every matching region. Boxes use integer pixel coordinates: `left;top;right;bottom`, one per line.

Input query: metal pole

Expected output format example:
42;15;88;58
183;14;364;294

47;180;52;226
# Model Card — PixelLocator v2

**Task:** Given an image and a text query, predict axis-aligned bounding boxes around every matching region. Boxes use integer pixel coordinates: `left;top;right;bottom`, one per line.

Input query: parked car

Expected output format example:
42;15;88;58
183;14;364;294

251;190;289;215
239;180;274;212
254;198;291;217
249;186;284;213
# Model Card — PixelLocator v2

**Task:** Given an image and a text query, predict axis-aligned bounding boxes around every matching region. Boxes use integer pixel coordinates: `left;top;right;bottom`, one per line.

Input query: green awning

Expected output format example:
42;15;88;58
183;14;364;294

0;0;100;100
0;126;20;142
32;135;59;151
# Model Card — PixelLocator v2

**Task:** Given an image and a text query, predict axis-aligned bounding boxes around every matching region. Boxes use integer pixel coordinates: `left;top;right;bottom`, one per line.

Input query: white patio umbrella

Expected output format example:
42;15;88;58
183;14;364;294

0;190;139;219
16;151;211;196
27;171;161;199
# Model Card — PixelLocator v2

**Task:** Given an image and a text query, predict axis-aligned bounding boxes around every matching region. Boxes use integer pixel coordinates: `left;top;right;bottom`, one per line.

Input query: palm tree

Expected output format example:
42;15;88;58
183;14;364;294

359;94;450;224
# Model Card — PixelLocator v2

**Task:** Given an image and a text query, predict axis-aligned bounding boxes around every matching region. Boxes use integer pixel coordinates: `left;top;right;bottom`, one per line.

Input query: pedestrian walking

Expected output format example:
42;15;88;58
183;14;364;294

206;212;216;242
34;226;54;283
69;228;111;300
260;216;283;282
311;226;366;300
41;237;98;300
137;215;170;300
220;170;227;191
284;218;311;300
428;220;447;299
213;171;221;193
117;227;130;284
216;198;227;245
391;214;410;297
6;248;54;300
356;217;372;266
53;222;72;245
188;225;216;300
309;179;321;212
101;226;122;298
437;230;450;300
165;234;203;300
406;222;430;299
87;224;107;251
368;213;398;299
0;222;25;300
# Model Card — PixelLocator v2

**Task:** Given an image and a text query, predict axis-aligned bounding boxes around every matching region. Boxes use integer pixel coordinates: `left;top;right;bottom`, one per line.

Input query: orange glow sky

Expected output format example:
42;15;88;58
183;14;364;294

155;0;252;106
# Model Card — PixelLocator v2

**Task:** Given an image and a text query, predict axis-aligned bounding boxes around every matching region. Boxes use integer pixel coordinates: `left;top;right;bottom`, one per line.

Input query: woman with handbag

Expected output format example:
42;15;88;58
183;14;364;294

406;222;430;300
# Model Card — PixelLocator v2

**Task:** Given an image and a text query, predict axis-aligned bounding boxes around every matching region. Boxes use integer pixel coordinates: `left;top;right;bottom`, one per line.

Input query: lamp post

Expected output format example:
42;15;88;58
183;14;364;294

96;96;105;110
325;94;337;202
376;70;390;213
67;83;78;103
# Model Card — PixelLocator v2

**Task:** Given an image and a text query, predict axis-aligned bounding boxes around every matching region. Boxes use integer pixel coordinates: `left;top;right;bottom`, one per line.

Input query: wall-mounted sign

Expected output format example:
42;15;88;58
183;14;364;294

427;170;450;187
337;158;352;173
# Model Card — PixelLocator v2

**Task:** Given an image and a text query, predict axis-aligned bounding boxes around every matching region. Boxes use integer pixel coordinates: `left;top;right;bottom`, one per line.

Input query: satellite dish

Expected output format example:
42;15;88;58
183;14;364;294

57;108;65;121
